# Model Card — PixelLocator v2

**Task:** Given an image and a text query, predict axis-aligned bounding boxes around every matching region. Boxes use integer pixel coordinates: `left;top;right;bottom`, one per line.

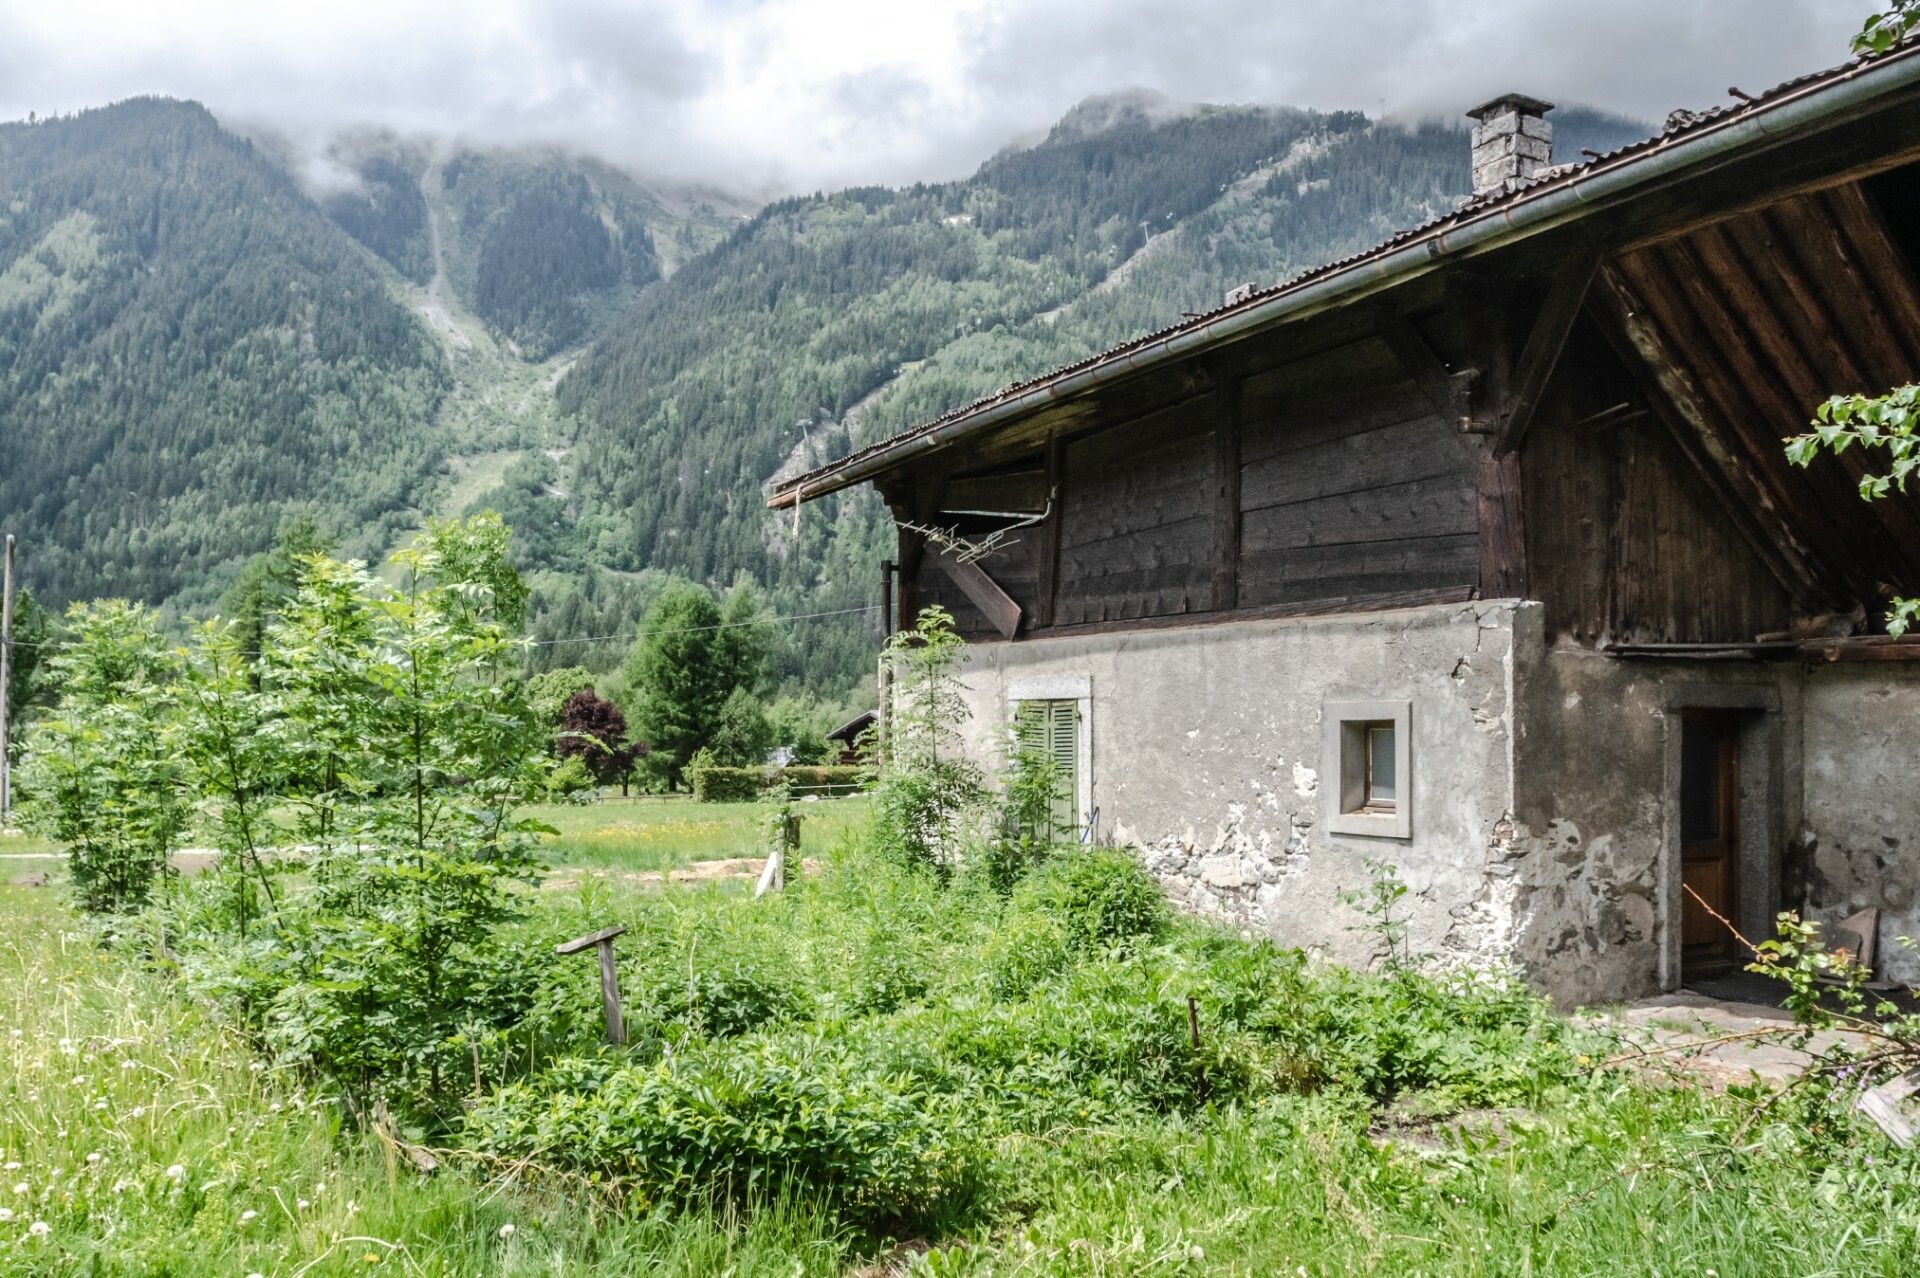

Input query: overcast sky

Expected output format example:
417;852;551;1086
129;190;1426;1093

0;0;1875;194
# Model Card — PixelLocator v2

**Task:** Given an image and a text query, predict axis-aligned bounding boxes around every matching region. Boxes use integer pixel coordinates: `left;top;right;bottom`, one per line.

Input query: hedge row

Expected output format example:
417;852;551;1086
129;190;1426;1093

689;766;870;803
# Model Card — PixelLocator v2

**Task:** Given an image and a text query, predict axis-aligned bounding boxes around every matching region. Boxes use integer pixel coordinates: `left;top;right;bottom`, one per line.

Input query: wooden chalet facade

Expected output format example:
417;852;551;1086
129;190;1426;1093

772;49;1920;1003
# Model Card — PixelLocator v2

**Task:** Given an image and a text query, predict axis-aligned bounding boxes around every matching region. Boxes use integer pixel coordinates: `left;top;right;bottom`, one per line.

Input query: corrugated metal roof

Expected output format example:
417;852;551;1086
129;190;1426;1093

770;45;1914;506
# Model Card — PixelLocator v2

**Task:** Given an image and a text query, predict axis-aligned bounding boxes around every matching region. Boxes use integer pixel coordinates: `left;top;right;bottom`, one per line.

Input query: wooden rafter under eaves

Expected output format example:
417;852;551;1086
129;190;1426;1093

1591;180;1920;616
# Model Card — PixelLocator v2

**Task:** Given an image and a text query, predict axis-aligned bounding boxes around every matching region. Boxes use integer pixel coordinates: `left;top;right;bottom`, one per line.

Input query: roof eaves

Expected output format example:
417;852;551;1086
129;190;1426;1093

768;44;1920;509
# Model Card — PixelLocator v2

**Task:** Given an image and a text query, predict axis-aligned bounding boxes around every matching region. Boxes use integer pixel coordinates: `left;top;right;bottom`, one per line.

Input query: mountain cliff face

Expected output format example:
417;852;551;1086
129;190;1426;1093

0;92;1648;691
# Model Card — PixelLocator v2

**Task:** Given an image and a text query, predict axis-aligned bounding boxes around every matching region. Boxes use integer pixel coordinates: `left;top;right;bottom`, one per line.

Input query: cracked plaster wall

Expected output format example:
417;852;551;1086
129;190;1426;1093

1509;643;1801;1005
952;600;1526;978
948;596;1920;1004
1801;666;1920;985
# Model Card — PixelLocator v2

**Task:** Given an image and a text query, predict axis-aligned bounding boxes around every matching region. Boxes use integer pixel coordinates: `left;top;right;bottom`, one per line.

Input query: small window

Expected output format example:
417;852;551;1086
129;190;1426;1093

1325;700;1412;838
1363;722;1396;811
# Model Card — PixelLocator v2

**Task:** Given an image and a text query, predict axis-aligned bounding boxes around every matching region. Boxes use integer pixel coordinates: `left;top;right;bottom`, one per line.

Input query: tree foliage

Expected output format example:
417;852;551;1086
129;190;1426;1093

1786;386;1920;635
621;579;771;784
556;686;639;785
21;514;554;1120
1856;1;1920;53
19;601;190;913
873;607;987;877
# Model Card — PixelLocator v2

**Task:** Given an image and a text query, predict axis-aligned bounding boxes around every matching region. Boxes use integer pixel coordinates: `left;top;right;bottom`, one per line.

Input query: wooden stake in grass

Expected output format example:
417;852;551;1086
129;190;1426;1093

557;925;628;1045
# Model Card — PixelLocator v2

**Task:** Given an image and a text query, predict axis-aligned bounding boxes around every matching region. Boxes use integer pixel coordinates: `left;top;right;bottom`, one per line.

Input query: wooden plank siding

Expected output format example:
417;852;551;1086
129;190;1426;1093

1236;337;1480;608
886;168;1920;648
1523;392;1790;646
1055;394;1218;626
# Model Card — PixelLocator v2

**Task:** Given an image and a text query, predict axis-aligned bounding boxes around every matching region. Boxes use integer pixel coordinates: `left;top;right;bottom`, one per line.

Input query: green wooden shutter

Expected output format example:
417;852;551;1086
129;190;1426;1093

1016;699;1078;839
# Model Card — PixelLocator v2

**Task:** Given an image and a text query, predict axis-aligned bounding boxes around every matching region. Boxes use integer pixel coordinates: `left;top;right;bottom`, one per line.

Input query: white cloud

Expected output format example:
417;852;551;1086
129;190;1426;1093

0;0;1875;193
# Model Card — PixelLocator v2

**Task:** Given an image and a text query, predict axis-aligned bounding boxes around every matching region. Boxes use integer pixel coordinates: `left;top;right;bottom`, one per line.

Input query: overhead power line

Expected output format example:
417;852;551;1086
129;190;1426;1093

3;601;881;655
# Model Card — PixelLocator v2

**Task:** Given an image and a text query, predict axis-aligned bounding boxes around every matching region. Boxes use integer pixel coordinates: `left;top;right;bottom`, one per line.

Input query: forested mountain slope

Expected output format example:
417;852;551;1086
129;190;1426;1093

0;92;1647;697
315;138;750;359
549;100;1650;690
0;98;450;608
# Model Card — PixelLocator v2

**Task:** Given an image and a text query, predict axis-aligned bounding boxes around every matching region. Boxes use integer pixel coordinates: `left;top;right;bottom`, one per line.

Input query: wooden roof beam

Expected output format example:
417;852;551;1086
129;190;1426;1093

1496;259;1597;454
1379;317;1477;432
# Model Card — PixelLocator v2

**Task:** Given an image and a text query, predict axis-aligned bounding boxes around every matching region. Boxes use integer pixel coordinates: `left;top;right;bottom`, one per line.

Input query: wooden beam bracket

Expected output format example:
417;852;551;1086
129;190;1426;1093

931;546;1024;640
1380;317;1477;432
1496;259;1597;454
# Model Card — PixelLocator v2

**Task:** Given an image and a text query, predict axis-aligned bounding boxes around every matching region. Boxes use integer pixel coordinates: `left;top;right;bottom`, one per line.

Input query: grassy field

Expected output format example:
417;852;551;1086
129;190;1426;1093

532;795;869;872
0;827;58;858
0;882;852;1278
2;797;868;884
5;830;1920;1276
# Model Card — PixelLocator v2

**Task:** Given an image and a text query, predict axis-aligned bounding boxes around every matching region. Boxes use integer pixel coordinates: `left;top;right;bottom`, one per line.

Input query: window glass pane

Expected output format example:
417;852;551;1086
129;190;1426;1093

1680;720;1720;841
1367;724;1396;805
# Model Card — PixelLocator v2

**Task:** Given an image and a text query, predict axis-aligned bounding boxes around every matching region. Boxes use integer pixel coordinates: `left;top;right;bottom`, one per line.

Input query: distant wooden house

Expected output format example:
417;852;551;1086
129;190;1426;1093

773;48;1920;1004
826;709;878;765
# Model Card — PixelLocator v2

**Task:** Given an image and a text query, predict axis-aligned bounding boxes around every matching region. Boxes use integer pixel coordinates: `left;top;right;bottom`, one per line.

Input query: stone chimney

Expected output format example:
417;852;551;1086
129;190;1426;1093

1466;94;1554;195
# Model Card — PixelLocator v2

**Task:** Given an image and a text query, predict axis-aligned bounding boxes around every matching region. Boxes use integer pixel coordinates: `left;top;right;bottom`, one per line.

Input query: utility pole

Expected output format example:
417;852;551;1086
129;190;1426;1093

0;533;13;827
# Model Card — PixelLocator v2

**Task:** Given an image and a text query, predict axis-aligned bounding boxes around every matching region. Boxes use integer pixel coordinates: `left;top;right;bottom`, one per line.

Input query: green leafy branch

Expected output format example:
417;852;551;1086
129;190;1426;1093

1785;385;1920;634
1856;1;1920;55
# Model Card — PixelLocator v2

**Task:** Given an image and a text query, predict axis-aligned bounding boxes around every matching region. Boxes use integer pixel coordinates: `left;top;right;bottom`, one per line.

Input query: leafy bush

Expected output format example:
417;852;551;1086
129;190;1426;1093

466;1034;978;1226
684;763;867;802
777;765;867;796
1012;847;1168;951
547;754;597;799
690;762;763;802
19;601;191;915
635;961;799;1041
978;910;1071;1000
873;609;986;876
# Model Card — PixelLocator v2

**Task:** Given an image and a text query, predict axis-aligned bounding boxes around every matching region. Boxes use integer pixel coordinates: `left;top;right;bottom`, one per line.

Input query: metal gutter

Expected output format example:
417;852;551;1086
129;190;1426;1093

770;45;1920;509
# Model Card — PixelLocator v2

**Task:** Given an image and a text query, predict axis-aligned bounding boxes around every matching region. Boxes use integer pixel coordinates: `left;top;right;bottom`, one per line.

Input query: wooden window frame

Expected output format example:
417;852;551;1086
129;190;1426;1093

1325;700;1413;839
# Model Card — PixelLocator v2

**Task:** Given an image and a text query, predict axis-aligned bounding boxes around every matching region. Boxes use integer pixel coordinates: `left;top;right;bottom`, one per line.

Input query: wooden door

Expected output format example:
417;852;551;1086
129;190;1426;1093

1679;710;1741;976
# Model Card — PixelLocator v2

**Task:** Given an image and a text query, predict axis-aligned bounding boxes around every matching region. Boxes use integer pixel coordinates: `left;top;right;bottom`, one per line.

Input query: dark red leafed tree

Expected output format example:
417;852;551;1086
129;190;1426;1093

557;688;643;789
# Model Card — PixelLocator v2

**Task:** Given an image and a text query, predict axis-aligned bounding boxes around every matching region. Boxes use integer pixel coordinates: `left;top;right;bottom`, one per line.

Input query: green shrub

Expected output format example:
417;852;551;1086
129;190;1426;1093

466;1033;978;1226
637;960;799;1040
686;764;869;801
979;909;1071;1000
1013;847;1168;951
690;763;763;802
776;765;868;796
547;754;597;800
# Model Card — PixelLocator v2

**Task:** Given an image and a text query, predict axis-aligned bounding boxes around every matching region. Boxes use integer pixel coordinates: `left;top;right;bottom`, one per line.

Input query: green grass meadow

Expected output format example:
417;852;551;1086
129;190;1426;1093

4;816;1920;1276
532;794;869;872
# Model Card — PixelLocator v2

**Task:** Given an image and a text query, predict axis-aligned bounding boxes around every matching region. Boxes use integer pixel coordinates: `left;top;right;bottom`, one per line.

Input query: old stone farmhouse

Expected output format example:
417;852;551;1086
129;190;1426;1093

771;47;1920;1005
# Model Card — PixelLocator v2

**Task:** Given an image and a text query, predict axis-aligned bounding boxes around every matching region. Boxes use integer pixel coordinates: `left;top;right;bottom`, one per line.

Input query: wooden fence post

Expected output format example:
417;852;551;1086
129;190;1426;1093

556;925;628;1044
756;812;799;898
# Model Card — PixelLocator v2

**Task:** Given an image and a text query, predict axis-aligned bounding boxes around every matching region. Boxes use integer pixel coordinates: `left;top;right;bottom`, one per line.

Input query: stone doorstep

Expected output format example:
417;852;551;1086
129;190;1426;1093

1593;990;1871;1086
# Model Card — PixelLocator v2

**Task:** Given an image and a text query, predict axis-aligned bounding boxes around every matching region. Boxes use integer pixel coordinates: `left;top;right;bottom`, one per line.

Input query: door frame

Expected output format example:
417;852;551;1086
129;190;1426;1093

1658;684;1782;992
1679;709;1743;977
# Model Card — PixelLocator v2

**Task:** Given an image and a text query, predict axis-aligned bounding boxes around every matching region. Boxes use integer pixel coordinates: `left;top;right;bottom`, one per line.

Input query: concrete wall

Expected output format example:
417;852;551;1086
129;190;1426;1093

1509;644;1798;1004
946;602;1920;1003
1801;666;1920;985
952;600;1529;978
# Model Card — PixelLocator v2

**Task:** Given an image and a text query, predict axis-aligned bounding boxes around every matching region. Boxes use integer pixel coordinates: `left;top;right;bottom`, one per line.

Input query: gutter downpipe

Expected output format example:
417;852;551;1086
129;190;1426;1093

772;47;1920;509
